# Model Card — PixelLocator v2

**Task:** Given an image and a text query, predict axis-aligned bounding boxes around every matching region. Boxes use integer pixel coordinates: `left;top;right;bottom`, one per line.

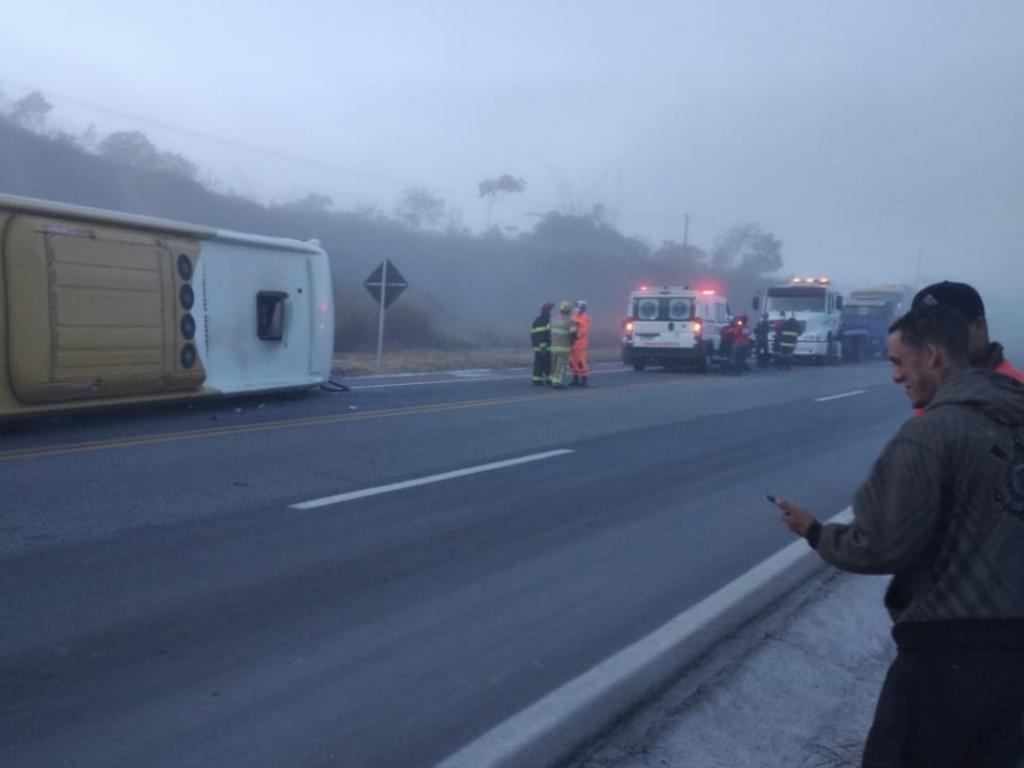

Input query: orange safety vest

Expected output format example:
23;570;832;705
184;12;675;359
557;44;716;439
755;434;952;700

913;353;1024;416
572;313;591;350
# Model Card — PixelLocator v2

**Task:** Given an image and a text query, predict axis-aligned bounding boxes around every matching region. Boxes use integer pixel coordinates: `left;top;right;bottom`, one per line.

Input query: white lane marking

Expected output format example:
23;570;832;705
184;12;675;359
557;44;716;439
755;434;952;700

435;507;855;768
349;375;527;390
337;362;623;380
348;367;630;390
814;389;866;403
290;449;575;510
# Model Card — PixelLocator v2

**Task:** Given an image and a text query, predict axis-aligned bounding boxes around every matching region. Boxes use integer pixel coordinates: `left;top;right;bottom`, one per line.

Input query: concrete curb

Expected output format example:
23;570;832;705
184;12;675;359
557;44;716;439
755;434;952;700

435;508;854;768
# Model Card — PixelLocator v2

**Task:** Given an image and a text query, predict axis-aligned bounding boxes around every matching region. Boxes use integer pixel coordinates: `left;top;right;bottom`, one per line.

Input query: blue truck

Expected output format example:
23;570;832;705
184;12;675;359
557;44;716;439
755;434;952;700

839;284;914;361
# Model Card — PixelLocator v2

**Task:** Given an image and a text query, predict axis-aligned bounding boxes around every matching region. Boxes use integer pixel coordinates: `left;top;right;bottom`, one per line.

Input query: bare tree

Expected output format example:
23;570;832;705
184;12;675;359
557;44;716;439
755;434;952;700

9;91;52;132
711;222;783;275
395;187;447;230
98;130;198;179
283;192;334;215
653;240;708;270
478;173;526;227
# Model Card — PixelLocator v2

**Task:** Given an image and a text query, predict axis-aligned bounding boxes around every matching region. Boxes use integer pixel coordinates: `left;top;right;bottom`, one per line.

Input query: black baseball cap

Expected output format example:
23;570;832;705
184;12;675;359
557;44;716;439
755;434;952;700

911;281;985;321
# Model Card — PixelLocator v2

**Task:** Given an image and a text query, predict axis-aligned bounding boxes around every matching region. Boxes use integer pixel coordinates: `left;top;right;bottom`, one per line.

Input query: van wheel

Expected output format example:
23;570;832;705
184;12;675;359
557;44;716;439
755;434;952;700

697;344;711;373
632;360;646;371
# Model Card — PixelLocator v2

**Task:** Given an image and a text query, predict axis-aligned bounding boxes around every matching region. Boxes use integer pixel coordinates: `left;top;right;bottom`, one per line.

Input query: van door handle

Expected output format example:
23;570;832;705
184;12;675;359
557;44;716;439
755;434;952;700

668;322;675;331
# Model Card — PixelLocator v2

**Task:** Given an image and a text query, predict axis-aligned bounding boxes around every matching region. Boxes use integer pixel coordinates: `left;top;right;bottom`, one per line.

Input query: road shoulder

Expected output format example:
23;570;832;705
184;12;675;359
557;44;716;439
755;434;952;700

570;571;893;768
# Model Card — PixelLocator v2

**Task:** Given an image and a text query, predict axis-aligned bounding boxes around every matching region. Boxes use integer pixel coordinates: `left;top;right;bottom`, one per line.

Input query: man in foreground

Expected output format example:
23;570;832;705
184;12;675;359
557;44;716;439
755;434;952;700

777;303;1024;767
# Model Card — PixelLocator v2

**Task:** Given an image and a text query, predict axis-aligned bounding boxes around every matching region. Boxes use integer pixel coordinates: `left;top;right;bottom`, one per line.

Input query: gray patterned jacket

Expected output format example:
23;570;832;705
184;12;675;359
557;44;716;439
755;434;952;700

815;368;1024;628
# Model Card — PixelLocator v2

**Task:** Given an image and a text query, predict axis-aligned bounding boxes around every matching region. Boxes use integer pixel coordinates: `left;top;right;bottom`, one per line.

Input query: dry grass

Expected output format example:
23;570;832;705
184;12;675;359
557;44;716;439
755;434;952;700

334;346;621;376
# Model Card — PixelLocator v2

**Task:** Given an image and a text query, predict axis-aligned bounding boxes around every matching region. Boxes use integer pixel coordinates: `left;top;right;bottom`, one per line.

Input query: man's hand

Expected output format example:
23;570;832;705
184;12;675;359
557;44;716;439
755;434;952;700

775;498;818;538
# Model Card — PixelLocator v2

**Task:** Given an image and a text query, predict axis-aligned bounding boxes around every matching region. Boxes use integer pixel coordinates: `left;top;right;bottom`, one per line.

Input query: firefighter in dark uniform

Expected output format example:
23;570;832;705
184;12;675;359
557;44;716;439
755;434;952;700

531;302;553;385
754;313;771;368
778;313;801;369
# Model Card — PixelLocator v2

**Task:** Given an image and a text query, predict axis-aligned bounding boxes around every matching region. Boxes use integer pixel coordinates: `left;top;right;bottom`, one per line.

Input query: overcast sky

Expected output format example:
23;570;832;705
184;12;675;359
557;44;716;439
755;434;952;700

3;1;1023;295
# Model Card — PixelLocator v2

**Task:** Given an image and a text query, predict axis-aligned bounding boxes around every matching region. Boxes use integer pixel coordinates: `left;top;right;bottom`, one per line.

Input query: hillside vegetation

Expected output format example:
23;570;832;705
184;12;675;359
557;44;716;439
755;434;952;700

0;92;788;351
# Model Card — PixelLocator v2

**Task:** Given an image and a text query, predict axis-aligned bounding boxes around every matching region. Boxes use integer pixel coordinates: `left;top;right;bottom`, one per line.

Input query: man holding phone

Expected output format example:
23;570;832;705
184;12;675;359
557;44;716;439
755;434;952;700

775;303;1024;767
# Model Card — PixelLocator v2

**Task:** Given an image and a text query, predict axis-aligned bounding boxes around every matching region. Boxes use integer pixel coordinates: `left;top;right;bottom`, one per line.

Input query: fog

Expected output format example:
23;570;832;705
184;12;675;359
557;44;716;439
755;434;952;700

2;1;1023;352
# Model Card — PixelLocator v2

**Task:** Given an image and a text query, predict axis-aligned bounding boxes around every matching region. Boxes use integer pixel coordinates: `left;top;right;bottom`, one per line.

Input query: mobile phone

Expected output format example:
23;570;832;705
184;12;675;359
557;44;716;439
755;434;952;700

766;494;778;504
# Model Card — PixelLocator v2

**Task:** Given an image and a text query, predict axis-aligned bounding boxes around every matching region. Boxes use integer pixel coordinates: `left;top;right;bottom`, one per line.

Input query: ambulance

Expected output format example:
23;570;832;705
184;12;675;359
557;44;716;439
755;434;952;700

621;286;730;371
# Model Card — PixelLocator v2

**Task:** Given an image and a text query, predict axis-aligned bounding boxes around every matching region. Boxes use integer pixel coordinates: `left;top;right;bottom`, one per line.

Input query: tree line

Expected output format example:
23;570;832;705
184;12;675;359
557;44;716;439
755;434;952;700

0;89;787;350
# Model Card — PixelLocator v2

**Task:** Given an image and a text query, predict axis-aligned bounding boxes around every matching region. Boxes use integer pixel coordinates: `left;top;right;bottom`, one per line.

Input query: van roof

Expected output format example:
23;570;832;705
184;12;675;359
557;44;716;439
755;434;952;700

630;286;693;296
0;193;324;254
629;286;724;298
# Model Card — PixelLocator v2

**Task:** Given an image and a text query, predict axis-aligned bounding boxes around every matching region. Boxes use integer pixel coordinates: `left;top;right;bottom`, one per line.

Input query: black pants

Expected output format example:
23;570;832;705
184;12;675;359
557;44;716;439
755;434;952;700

532;350;550;382
862;646;1024;767
755;340;769;367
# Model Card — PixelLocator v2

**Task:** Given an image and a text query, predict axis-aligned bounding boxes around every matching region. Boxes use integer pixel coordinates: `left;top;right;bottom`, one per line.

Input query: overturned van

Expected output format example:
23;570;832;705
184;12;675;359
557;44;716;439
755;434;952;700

0;193;334;418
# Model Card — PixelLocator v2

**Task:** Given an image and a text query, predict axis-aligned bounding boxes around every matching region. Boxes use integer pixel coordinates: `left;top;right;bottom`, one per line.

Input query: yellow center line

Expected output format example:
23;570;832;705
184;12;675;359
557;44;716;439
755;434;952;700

0;379;687;462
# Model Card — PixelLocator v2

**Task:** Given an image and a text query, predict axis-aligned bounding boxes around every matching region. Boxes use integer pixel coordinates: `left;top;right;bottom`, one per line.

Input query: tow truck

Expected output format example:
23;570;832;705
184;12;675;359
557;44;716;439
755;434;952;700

753;277;843;364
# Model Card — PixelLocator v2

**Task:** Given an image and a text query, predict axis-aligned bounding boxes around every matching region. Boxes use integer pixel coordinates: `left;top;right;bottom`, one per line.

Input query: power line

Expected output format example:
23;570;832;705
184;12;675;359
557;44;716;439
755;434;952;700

0;76;469;195
1;76;700;230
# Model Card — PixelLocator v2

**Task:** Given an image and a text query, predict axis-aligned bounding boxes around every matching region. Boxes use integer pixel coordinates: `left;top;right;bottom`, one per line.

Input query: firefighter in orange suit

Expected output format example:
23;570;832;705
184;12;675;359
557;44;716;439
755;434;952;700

570;300;591;387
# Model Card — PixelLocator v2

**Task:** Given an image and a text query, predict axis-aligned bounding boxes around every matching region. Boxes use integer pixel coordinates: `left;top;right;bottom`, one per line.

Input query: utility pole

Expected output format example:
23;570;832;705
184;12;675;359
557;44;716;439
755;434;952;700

682;214;690;259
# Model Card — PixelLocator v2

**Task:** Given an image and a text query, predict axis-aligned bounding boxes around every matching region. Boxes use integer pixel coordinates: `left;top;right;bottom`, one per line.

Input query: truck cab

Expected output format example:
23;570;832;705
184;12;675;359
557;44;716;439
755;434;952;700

840;284;913;360
755;278;843;363
622;286;729;371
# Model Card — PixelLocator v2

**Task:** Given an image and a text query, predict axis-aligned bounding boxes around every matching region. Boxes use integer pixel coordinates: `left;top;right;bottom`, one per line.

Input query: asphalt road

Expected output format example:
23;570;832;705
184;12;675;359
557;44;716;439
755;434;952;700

1;360;909;767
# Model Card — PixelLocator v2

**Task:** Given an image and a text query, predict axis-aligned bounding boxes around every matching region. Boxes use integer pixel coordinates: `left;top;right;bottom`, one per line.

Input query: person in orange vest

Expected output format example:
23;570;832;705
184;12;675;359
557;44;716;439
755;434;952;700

569;300;591;387
909;282;1023;417
730;314;752;373
911;281;1023;382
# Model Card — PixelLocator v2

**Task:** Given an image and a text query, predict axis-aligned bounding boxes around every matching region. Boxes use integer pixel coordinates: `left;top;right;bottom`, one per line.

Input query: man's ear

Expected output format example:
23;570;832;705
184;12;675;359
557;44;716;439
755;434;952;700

923;342;944;369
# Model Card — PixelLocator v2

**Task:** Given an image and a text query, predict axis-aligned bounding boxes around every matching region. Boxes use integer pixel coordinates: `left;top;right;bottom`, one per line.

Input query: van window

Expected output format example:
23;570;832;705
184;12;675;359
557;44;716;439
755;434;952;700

715;303;727;323
257;291;288;340
668;299;690;320
636;298;660;320
632;297;694;321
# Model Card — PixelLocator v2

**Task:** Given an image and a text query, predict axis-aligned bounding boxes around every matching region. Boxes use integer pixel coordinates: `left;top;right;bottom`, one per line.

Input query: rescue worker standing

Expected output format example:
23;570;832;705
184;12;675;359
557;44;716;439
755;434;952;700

530;302;553;386
730;314;752;373
569;300;591;386
754;313;771;368
778;313;801;368
548;300;576;388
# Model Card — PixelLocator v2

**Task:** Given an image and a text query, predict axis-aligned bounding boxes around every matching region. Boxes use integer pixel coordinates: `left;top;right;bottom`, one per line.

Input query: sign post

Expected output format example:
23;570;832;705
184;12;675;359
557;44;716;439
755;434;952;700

363;259;408;366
